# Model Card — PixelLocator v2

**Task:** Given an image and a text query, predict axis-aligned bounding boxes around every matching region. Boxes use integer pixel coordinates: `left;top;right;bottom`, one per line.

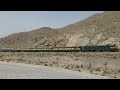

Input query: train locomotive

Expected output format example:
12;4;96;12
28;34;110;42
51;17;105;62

81;44;119;52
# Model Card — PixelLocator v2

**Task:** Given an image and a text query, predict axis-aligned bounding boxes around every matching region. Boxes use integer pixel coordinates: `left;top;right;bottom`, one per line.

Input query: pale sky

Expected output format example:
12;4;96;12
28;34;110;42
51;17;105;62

0;11;104;38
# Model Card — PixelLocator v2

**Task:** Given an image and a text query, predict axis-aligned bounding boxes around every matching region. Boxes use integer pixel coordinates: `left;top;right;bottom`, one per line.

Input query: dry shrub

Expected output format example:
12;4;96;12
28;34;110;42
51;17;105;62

95;67;102;72
117;69;120;73
75;65;80;69
87;63;92;70
90;69;93;74
104;62;108;66
74;58;79;61
65;65;69;69
44;64;48;66
81;64;83;68
112;56;117;59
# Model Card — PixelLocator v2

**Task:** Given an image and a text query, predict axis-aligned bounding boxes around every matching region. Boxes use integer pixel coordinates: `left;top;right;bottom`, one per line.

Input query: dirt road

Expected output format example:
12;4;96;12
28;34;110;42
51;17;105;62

0;61;110;79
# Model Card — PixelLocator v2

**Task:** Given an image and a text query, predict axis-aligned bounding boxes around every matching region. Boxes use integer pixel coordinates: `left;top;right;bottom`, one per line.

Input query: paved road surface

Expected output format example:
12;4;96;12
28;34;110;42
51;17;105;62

0;61;110;79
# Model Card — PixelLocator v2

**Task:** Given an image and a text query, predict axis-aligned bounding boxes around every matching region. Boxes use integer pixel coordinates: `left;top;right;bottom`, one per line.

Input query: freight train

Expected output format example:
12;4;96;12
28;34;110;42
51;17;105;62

0;44;119;52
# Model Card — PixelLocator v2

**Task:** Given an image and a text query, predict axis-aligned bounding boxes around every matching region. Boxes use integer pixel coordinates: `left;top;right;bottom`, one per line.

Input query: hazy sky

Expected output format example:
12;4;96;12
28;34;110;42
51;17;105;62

0;11;103;38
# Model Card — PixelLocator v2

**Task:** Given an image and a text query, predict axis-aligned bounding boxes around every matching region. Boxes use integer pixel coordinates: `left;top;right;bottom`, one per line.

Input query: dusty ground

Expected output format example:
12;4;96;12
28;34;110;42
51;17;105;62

0;61;110;79
0;52;120;78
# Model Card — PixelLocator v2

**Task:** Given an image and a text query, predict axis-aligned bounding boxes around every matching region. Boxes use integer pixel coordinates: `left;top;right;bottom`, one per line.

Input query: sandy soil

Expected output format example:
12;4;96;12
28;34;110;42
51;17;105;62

0;61;110;79
0;52;120;78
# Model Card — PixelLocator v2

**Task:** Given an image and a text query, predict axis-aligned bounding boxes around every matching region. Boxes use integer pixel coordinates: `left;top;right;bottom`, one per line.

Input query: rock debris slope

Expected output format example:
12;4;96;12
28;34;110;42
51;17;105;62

0;11;120;48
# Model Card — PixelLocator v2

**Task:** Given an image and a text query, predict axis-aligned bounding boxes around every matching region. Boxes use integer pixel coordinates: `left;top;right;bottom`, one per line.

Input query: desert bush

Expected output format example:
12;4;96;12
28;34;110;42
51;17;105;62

75;65;80;69
95;67;102;72
81;64;83;68
90;69;93;74
117;69;120;73
44;64;48;66
104;62;108;66
87;63;92;70
112;56;117;59
65;65;69;69
74;58;79;61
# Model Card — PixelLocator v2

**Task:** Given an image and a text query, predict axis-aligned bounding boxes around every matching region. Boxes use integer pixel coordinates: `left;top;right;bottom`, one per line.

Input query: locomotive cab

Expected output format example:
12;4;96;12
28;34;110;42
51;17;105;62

108;44;119;52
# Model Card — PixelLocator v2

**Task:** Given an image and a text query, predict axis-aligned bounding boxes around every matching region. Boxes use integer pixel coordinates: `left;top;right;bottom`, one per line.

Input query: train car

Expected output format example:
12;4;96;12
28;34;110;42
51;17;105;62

49;46;82;52
0;47;81;52
0;48;15;52
81;44;118;52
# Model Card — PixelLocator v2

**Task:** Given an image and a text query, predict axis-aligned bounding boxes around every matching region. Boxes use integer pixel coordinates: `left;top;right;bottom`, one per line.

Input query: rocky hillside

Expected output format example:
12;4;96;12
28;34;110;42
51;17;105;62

0;11;120;48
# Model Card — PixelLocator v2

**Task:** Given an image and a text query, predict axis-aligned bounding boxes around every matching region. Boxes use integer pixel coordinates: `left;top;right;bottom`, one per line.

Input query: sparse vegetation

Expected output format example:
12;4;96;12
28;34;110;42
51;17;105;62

0;52;120;78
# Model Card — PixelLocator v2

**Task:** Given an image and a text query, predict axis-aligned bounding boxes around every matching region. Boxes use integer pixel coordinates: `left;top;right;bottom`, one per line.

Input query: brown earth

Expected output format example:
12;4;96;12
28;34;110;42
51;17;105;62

0;52;120;78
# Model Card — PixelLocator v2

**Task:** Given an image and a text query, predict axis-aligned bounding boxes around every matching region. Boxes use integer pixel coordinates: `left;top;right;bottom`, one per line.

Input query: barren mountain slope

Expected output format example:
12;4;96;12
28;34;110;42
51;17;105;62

0;11;120;48
0;27;67;48
60;11;120;47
